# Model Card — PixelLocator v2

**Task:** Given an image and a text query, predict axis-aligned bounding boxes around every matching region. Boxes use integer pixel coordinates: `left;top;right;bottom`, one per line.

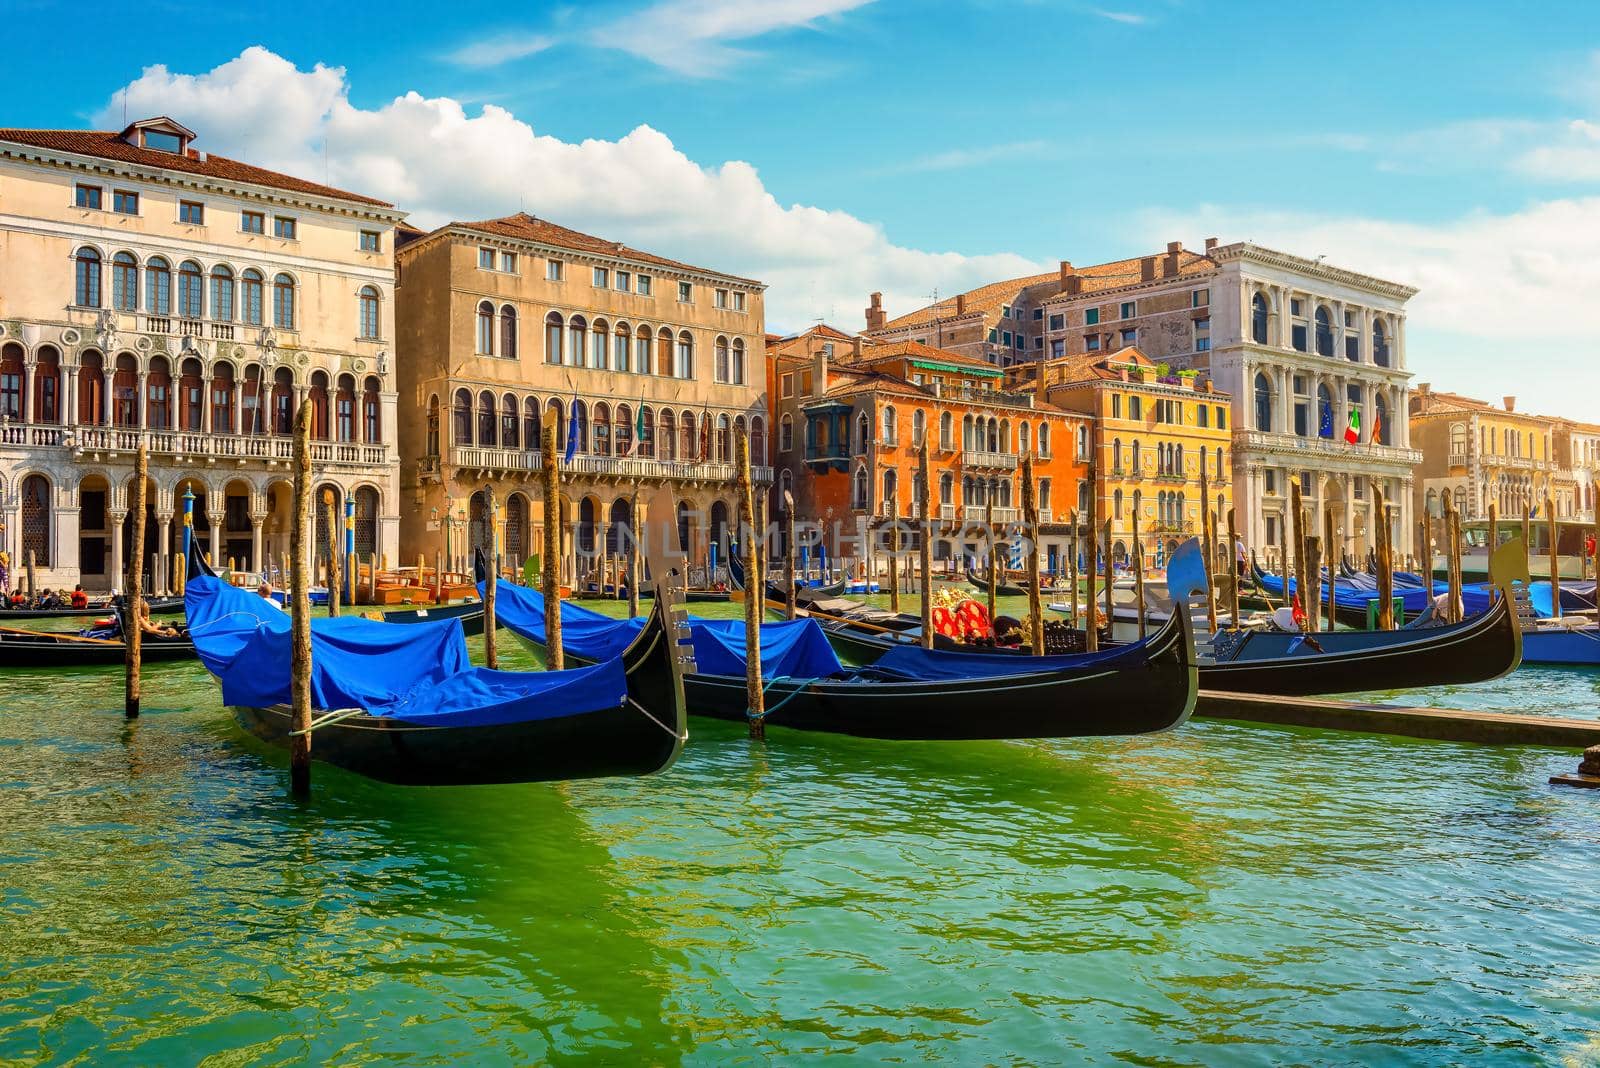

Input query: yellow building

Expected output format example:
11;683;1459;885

1014;348;1233;568
0;117;405;591
1408;386;1577;523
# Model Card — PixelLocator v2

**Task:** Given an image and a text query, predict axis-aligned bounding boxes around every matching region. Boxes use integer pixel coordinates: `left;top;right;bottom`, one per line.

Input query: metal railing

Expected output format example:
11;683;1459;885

964;449;1020;469
446;445;772;482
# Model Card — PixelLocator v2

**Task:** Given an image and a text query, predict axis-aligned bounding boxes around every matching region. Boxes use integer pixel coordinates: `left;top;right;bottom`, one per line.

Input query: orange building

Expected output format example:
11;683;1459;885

767;326;1090;574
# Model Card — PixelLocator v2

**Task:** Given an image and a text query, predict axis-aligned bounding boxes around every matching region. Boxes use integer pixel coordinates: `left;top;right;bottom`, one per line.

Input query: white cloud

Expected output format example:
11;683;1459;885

98;47;1039;333
443;32;555;68
1092;10;1147;24
872;140;1049;176
588;0;876;76
1137;200;1600;420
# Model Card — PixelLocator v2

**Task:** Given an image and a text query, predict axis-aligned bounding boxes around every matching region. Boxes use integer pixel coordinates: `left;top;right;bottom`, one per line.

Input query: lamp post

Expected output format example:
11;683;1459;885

343;496;356;603
181;486;195;572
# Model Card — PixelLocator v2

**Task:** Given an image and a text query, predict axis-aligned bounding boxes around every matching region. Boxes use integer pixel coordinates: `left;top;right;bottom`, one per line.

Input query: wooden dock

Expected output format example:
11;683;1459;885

1196;691;1600;748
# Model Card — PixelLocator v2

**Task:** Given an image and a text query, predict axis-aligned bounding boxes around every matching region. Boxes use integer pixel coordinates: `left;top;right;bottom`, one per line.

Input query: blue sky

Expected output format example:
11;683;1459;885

7;0;1600;417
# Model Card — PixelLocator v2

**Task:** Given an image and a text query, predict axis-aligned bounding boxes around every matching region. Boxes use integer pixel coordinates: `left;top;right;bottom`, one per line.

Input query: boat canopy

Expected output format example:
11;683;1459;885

490;581;846;679
185;576;626;726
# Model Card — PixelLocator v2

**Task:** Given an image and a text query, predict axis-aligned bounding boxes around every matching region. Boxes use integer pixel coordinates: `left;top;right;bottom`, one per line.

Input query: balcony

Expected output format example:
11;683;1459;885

939;503;958;521
1237;430;1422;468
444;445;772;484
1448;451;1470;468
0;421;391;469
964;450;1020;470
939;383;1036;409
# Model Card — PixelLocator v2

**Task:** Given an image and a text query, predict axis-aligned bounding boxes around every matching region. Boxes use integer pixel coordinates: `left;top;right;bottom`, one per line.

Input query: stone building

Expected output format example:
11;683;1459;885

876;241;1423;565
767;326;1089;573
1014;348;1233;569
394;213;770;579
0;117;404;592
1554;419;1600;524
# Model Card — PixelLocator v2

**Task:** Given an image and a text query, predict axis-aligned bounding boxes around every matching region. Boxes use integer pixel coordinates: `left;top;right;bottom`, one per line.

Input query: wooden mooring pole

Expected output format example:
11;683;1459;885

985;499;998;624
1084;458;1099;652
1022;451;1043;655
124;444;148;719
1067;509;1079;630
888;493;901;615
918;442;933;651
1132;505;1147;639
483;483;499;668
541;419;563;671
289;403;313;797
1322;508;1337;631
1419;519;1433;617
1375;483;1395;630
323;490;340;619
1102;517;1113;640
784;490;797;621
1200;466;1218;634
627;483;641;620
736;428;763;738
1226;507;1241;630
1548;495;1562;622
1290;479;1308;630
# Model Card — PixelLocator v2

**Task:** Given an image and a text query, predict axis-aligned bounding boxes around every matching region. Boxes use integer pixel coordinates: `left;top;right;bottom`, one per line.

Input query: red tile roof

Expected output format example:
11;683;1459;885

448;212;763;285
1051;250;1216;300
0;127;395;208
878;271;1060;331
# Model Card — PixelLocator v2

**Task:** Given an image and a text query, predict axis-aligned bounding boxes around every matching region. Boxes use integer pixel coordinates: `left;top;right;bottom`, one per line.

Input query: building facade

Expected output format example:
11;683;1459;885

394;213;770;579
1017;348;1234;570
863;272;1060;368
1554;419;1600;524
0;117;404;592
767;327;1089;573
1409;386;1579;525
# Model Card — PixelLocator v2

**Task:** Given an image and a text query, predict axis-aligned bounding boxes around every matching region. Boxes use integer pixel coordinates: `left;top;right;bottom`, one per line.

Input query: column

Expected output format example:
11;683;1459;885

1342;474;1355;564
136;371;148;429
1278;365;1292;437
63;366;78;429
110;515;125;590
156;514;172;593
251;515;264;576
200;373;211;434
208;512;225;565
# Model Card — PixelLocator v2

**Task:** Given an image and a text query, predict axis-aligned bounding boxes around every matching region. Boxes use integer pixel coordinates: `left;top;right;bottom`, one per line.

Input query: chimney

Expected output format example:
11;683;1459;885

1504;396;1516;413
1164;240;1181;277
955;293;967;316
851;336;863;358
1140;256;1156;282
812;348;829;398
1204;236;1218;253
1066;275;1083;295
865;292;885;331
1418;382;1431;397
1059;260;1075;289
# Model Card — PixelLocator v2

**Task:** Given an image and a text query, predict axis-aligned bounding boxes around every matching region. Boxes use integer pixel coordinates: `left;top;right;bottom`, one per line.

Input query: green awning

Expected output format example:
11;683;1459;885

909;359;1003;378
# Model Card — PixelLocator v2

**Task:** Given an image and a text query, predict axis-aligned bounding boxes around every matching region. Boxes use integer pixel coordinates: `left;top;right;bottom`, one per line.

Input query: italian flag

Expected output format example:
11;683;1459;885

1344;409;1361;445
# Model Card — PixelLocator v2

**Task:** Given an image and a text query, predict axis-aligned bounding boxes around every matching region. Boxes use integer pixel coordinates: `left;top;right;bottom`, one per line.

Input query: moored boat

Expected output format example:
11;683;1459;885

0;620;194;667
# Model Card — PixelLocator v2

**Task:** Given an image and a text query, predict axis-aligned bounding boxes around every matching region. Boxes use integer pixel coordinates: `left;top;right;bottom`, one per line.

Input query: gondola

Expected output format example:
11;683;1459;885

0;619;194;668
727;542;847;601
0;594;183;621
185;570;691;787
381;599;486;637
492;578;1198;741
1248;554;1428;629
966;567;1028;598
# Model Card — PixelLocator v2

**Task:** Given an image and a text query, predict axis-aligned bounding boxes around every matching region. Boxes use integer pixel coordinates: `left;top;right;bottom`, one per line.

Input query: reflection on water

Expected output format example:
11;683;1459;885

2;624;1600;1063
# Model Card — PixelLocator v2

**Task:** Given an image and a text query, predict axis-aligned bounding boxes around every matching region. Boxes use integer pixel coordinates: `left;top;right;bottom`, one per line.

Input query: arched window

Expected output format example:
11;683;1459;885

241;269;264;326
986;418;998;452
146;355;172;429
716;413;731;462
32;347;60;424
478;390;497;446
1019;421;1032;455
358;286;380;340
1372;320;1390;367
912;409;926;447
857;412;871;454
962;414;974;451
547;397;566;452
1251;292;1269;345
21;474;50;567
112;252;139;311
853;465;869;509
354;487;380;557
1375;392;1391;445
146;257;171;316
882;469;898;513
940;471;953;504
273;274;296;328
732;339;746;385
681;410;696;460
1314;305;1333;356
335;374;356;442
1075;424;1088;459
307;371;330;440
477;301;495;354
500;305;518;358
1449;423;1467;458
940;412;953;450
593;401;612;456
271;367;294;435
591;319;609;369
363;376;381;443
638;406;654;457
1254;373;1273;432
523;396;540;450
882;405;897;444
715;336;730;382
780;413;794;452
636;325;653;374
501;394;519;449
0;344;22;420
454;388;473;444
1114;488;1124;520
178;260;204;319
1316;383;1333;438
751;416;766;462
613;322;631;371
569;316;587;368
676;331;694;379
545;312;564;364
212;362;235;434
1132;439;1142;473
179;357;204;430
572;399;588;453
1216;447;1224;479
78;350;105;426
75;247;102;307
211;265;235;322
1039;422;1051;456
659;409;676;461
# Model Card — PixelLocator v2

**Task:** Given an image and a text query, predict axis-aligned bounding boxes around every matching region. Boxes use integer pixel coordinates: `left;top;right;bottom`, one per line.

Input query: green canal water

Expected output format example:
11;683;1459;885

3;598;1600;1064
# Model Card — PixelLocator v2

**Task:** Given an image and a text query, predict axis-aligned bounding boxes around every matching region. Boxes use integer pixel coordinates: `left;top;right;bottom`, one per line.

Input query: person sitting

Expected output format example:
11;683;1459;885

37;588;60;609
257;582;284;610
69;584;89;609
137;601;179;638
992;615;1024;648
10;587;27;608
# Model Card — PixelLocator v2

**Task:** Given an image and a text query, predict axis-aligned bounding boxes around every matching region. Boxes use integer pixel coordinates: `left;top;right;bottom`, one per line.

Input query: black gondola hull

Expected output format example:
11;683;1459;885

0;632;195;667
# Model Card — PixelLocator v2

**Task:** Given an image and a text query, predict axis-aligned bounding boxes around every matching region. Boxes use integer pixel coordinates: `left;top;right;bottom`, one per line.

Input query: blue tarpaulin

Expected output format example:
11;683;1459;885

185;576;627;726
489;581;846;679
867;641;1140;682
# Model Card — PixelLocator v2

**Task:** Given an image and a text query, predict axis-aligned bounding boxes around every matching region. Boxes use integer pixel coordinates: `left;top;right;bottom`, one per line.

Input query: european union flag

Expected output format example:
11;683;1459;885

563;395;579;464
1319;400;1333;439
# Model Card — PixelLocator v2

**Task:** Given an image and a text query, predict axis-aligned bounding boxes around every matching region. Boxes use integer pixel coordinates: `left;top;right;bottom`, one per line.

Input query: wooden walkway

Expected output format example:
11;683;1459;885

1195;691;1600;748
